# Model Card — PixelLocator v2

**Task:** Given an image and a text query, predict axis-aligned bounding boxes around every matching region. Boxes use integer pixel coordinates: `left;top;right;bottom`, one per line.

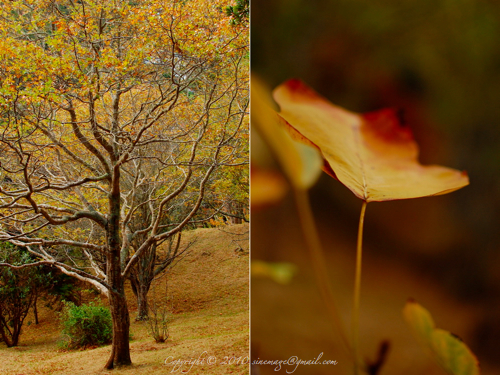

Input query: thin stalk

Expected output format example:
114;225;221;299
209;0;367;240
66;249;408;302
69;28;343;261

293;187;351;358
352;201;368;375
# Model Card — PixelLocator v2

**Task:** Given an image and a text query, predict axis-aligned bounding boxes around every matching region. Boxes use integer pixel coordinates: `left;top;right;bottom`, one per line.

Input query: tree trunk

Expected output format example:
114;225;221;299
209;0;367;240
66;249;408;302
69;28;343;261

0;319;13;347
105;291;132;369
33;293;39;325
0;290;33;347
104;172;132;369
130;275;151;321
136;284;149;321
0;315;21;347
11;322;20;347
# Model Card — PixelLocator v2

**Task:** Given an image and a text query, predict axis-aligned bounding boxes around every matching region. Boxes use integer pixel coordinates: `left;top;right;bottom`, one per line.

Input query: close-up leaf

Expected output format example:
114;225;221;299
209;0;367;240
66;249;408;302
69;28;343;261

252;76;322;190
273;79;469;202
403;300;480;375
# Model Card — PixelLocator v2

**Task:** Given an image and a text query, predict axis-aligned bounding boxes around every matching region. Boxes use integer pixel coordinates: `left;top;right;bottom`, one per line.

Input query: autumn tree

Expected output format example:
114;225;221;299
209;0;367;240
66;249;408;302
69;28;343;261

0;0;248;369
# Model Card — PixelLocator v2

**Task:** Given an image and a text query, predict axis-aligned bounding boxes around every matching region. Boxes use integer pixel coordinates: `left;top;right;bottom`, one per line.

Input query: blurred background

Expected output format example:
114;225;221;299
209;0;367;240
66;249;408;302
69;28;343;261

251;0;500;374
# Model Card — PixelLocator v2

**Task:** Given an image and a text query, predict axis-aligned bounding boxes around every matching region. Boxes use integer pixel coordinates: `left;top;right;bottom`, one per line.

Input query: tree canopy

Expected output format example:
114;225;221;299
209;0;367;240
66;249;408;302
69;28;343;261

0;0;248;368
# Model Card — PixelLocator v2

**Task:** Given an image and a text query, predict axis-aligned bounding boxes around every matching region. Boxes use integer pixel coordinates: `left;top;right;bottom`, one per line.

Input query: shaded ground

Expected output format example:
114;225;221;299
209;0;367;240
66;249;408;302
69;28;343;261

0;224;249;375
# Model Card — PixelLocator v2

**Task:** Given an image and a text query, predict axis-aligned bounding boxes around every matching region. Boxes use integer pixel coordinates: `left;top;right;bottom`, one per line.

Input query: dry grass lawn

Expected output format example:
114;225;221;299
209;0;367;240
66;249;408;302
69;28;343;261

0;224;249;375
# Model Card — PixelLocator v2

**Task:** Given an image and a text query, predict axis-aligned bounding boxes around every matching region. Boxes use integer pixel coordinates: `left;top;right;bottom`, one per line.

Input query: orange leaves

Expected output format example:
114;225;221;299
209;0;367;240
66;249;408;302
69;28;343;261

273;79;469;202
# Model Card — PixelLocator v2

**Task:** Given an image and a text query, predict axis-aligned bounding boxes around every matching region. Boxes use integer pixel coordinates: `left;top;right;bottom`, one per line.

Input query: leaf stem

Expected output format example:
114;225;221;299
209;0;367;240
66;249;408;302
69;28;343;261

352;200;368;375
293;187;352;358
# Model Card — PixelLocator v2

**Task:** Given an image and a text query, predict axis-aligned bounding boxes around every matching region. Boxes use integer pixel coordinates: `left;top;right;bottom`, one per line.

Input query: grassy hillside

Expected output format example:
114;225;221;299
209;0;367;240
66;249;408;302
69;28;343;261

0;224;249;375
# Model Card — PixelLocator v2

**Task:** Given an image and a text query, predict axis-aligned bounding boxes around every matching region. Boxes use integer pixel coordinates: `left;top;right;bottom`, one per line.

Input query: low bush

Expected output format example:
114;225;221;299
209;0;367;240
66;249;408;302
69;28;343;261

147;300;170;343
145;284;170;343
59;301;112;349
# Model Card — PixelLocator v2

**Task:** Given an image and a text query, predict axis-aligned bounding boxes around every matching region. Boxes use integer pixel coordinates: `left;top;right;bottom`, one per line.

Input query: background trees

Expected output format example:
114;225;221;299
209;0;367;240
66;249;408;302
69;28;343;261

0;0;247;369
0;243;38;347
0;242;82;346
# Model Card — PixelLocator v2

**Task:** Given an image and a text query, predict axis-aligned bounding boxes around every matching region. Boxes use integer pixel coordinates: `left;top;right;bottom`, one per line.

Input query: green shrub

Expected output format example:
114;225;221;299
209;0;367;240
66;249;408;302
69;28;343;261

59;301;112;349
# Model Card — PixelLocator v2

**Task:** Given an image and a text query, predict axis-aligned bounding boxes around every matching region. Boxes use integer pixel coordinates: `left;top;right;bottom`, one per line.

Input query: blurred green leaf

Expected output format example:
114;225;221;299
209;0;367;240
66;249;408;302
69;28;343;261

252;260;298;284
403;300;480;375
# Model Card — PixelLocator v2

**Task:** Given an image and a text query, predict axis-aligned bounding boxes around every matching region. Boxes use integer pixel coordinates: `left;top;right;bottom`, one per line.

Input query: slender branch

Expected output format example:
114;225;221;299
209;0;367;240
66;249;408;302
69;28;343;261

352;200;368;375
0;234;106;253
0;254;110;296
0;261;51;270
66;103;112;176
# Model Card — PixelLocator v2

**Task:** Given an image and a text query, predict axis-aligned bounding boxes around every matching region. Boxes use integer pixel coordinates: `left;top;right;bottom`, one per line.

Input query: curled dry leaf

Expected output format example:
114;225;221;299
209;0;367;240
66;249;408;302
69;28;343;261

273;79;469;202
251;76;322;190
